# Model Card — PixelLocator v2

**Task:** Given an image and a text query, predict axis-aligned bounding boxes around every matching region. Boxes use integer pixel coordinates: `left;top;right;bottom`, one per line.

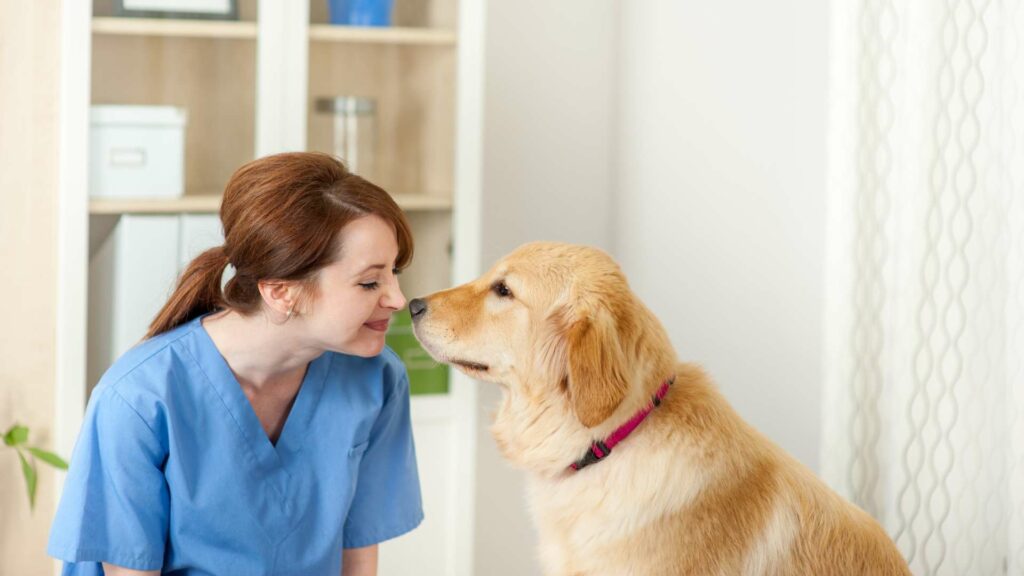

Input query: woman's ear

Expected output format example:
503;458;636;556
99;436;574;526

257;280;301;319
563;304;630;428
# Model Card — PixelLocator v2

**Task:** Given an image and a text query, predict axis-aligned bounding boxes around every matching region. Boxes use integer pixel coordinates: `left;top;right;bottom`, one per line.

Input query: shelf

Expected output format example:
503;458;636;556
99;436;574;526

92;17;258;39
89;193;452;215
90;196;222;214
92;19;456;46
393;194;453;211
309;24;456;46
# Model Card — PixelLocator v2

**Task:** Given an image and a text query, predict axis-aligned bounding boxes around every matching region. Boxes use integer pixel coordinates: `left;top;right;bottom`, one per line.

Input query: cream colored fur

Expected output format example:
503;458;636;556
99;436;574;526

412;242;910;576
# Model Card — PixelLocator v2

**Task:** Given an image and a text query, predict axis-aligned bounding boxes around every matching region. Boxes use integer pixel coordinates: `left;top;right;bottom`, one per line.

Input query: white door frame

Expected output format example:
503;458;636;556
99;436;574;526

54;0;92;500
450;0;487;573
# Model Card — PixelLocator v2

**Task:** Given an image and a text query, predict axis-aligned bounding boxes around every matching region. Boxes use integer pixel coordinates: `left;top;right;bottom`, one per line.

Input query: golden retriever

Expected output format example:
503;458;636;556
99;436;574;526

410;242;910;576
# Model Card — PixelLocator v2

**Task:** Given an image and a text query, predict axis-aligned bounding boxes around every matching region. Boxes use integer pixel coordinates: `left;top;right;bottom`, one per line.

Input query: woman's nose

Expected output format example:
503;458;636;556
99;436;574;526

383;278;407;311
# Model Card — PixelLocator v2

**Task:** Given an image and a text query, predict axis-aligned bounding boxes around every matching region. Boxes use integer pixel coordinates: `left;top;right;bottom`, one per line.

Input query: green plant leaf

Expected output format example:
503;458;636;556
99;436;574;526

17;449;37;510
27;447;69;470
3;424;29;447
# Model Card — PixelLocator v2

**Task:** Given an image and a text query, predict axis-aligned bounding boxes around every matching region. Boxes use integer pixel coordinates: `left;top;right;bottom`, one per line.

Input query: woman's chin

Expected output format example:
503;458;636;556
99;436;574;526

341;335;387;358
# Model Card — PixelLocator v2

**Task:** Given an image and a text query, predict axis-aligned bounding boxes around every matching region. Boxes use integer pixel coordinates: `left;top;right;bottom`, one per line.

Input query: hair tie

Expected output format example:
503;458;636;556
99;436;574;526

219;246;236;289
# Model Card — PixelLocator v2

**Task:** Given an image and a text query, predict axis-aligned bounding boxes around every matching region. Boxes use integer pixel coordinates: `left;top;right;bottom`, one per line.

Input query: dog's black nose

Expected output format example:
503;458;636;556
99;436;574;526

409;298;427;320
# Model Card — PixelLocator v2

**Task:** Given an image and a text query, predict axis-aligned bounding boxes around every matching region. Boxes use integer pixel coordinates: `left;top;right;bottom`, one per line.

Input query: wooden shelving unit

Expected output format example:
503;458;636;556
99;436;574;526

63;1;479;572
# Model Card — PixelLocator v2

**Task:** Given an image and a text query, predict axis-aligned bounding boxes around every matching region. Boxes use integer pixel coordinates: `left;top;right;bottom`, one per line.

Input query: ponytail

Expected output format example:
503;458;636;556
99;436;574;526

146;246;228;338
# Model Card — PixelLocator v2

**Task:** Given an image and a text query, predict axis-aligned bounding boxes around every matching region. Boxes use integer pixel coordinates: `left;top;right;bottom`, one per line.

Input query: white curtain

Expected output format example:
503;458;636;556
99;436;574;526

823;0;1024;574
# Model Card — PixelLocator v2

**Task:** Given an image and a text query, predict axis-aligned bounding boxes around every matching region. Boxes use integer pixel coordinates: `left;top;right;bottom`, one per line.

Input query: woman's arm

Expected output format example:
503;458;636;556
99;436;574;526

342;544;378;576
102;564;159;576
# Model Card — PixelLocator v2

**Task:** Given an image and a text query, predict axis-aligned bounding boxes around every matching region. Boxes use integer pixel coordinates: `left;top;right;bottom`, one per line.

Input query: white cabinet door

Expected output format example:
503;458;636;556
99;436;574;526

178;214;224;269
380;396;454;576
113;216;181;354
88;215;179;388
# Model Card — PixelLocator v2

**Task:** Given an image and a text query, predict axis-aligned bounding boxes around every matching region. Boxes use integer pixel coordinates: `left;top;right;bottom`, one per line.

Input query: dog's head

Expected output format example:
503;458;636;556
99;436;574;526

411;242;676;473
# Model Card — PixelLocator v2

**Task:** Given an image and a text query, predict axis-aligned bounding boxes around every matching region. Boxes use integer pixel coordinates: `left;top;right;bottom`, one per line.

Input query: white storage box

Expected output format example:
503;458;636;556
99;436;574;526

90;105;187;198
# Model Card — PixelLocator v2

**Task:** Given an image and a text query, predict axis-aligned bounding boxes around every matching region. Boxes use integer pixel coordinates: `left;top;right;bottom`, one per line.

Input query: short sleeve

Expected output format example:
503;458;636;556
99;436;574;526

342;371;424;548
47;385;170;571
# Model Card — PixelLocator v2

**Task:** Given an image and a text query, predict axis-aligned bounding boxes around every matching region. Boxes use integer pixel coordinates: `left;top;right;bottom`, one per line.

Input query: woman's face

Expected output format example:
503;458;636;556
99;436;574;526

304;214;407;357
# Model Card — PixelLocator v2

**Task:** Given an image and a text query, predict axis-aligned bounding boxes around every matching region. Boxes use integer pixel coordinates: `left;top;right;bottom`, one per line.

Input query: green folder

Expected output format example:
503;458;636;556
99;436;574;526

386;309;449;395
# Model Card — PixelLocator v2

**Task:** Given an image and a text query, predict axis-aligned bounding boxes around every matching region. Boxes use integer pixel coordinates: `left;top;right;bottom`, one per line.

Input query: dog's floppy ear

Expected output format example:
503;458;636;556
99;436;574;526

563;304;630;428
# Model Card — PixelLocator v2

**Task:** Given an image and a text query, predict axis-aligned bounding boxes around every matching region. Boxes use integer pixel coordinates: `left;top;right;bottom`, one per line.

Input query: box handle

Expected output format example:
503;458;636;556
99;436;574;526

108;147;147;168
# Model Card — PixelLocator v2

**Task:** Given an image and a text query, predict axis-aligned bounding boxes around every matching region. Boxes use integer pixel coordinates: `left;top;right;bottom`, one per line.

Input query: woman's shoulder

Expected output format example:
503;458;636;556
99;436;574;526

94;319;201;407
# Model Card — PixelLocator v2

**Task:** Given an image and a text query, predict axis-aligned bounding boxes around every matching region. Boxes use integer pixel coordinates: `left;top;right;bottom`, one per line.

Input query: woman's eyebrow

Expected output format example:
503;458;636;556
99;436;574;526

353;263;388;277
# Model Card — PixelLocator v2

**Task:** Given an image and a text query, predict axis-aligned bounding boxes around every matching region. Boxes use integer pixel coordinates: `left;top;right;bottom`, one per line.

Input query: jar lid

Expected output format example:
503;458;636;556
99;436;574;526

315;97;377;115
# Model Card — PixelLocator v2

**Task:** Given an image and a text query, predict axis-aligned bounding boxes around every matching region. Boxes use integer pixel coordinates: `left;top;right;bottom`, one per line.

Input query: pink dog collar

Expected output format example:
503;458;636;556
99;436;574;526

569;375;675;472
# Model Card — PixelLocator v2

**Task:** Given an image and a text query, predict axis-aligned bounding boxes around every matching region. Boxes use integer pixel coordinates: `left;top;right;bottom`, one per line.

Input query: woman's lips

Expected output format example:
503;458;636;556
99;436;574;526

364;319;390;332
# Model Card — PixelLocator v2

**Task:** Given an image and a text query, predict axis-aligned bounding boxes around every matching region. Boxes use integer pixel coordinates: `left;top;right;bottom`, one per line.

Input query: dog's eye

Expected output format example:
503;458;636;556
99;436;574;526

491;281;513;299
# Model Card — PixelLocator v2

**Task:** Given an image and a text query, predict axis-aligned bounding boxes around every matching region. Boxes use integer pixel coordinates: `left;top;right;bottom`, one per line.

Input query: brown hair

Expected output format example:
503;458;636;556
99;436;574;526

146;152;414;338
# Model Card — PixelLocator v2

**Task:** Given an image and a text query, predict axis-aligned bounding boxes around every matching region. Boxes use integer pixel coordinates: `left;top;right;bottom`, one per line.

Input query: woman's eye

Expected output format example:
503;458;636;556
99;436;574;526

492;281;513;298
359;267;398;291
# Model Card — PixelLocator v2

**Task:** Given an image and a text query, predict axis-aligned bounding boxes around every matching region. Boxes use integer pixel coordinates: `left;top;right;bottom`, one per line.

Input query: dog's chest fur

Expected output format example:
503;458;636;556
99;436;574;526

527;441;708;575
520;388;801;576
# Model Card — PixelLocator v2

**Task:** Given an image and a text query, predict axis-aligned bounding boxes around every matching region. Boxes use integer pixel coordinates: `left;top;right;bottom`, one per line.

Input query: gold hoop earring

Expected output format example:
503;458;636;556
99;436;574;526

286;305;294;319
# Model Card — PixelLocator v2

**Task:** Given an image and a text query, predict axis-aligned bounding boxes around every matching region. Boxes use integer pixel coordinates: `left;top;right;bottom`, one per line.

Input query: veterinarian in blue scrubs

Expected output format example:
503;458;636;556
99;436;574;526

48;152;423;576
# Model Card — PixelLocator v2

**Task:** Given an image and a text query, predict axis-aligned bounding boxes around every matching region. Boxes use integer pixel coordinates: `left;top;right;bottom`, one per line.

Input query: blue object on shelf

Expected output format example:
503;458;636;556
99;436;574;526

327;0;393;26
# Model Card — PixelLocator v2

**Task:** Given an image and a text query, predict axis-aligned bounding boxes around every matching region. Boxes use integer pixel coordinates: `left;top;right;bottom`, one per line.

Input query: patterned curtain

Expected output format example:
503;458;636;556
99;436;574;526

822;0;1024;574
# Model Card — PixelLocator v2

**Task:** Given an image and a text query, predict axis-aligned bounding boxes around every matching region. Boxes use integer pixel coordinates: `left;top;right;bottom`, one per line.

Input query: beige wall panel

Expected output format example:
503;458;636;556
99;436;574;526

0;1;62;574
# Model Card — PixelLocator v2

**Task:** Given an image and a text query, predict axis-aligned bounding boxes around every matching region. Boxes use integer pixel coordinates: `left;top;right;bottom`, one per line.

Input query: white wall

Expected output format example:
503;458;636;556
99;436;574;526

613;0;830;471
475;1;617;574
472;0;829;572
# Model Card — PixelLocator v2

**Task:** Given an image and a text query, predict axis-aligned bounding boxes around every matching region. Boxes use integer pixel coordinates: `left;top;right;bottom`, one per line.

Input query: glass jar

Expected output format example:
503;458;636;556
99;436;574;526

314;96;378;181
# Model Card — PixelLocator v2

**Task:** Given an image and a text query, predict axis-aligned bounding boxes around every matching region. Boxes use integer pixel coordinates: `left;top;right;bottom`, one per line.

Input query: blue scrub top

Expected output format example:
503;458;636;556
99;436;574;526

48;315;423;575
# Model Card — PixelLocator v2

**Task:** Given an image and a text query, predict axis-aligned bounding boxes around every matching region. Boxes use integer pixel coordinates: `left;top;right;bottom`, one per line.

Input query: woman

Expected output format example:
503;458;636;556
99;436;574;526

48;152;423;575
